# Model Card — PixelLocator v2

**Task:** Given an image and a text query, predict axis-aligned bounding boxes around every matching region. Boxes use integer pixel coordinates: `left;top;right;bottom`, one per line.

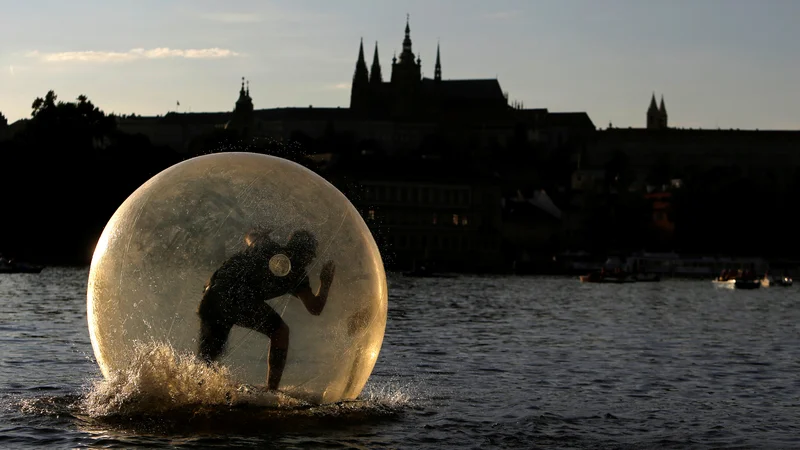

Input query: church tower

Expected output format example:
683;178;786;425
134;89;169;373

350;38;370;112
370;42;383;85
229;77;254;137
659;95;668;129
647;93;661;129
434;42;442;82
391;15;422;84
390;15;422;116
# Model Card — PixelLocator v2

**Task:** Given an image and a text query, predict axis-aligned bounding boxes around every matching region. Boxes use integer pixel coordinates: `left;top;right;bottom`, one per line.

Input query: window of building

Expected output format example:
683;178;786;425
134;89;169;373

461;216;469;226
368;210;375;220
432;214;438;225
453;214;459;225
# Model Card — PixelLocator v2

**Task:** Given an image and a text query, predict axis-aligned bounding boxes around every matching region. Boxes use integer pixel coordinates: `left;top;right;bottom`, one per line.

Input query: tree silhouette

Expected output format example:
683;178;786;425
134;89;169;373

0;111;7;128
0;90;183;264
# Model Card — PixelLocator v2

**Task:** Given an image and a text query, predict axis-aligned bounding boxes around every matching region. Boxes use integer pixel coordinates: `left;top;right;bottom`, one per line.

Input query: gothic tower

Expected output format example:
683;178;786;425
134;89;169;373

390;15;422;116
370;42;382;85
659;95;668;129
434;42;442;82
647;93;661;129
350;38;370;111
390;15;422;84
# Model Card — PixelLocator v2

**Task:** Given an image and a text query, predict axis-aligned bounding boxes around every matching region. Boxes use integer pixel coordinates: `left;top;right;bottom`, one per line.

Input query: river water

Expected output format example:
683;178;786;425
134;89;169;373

1;267;799;448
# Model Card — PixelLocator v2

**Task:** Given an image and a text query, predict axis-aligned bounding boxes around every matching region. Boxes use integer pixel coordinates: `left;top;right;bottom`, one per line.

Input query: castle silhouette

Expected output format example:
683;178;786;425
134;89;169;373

349;16;508;118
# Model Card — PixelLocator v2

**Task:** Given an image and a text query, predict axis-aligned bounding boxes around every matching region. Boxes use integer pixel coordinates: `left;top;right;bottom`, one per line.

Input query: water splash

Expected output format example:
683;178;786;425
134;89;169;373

66;342;411;424
80;341;306;418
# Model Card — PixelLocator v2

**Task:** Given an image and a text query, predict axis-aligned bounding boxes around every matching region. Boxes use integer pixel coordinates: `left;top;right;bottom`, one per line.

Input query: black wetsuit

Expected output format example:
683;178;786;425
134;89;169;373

197;239;310;363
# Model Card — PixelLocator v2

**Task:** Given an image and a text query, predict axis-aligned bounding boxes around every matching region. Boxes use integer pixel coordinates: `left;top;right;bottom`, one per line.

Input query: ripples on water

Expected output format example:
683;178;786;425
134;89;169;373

2;268;800;448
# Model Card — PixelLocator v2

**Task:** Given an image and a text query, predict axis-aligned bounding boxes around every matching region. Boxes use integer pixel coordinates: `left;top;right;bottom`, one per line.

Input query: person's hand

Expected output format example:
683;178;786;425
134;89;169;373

321;260;336;286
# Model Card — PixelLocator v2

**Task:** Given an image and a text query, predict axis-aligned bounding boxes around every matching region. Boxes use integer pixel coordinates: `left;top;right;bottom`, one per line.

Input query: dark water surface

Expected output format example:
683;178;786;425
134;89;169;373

2;267;800;448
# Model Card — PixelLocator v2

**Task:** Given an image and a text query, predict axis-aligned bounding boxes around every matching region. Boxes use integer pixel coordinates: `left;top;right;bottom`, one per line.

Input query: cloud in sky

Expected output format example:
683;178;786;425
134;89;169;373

330;83;349;90
26;47;241;63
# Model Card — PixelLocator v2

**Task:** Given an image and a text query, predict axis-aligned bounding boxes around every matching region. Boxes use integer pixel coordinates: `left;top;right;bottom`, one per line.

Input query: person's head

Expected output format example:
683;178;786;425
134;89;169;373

286;229;318;267
245;226;273;247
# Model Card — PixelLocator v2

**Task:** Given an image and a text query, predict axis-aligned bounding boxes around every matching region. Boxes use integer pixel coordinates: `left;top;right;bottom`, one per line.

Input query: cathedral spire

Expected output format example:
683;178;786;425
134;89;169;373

401;14;413;58
350;38;370;110
659;95;666;114
647;92;665;129
434;42;442;81
390;15;421;85
370;41;382;84
353;37;369;84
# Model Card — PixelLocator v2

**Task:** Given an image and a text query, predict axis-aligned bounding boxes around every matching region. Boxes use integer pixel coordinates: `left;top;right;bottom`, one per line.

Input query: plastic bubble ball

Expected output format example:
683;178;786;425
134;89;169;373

87;152;388;404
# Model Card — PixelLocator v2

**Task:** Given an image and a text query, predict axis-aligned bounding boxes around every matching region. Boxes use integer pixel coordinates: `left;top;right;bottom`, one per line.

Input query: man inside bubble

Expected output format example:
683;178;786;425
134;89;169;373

197;226;336;391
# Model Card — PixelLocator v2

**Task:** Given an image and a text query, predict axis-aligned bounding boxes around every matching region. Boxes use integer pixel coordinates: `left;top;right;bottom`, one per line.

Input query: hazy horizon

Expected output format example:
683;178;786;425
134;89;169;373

1;0;798;129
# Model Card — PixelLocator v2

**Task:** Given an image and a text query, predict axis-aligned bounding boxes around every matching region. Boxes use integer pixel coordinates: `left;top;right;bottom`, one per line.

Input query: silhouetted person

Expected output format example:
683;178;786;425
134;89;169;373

197;227;336;391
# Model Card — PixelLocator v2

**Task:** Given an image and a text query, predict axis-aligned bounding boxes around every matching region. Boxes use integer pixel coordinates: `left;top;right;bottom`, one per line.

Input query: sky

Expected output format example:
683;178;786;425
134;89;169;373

1;0;799;129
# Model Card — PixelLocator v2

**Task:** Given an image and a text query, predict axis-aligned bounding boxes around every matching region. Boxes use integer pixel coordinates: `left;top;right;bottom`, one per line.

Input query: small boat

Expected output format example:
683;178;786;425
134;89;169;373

0;257;44;274
771;276;793;287
734;278;761;290
712;276;736;289
579;272;603;283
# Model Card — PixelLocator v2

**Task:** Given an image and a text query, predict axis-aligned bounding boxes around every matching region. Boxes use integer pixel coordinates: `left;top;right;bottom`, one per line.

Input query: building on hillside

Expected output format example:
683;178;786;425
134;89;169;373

322;155;505;272
581;94;800;189
349;17;509;119
116;17;594;160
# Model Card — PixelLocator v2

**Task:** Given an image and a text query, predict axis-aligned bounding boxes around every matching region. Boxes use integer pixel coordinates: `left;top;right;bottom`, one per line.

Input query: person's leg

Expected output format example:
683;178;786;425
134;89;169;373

197;289;234;363
198;318;233;363
237;303;289;390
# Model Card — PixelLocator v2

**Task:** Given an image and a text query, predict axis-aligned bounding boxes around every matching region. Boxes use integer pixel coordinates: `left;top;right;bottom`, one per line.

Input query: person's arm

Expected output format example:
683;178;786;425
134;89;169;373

294;261;335;315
